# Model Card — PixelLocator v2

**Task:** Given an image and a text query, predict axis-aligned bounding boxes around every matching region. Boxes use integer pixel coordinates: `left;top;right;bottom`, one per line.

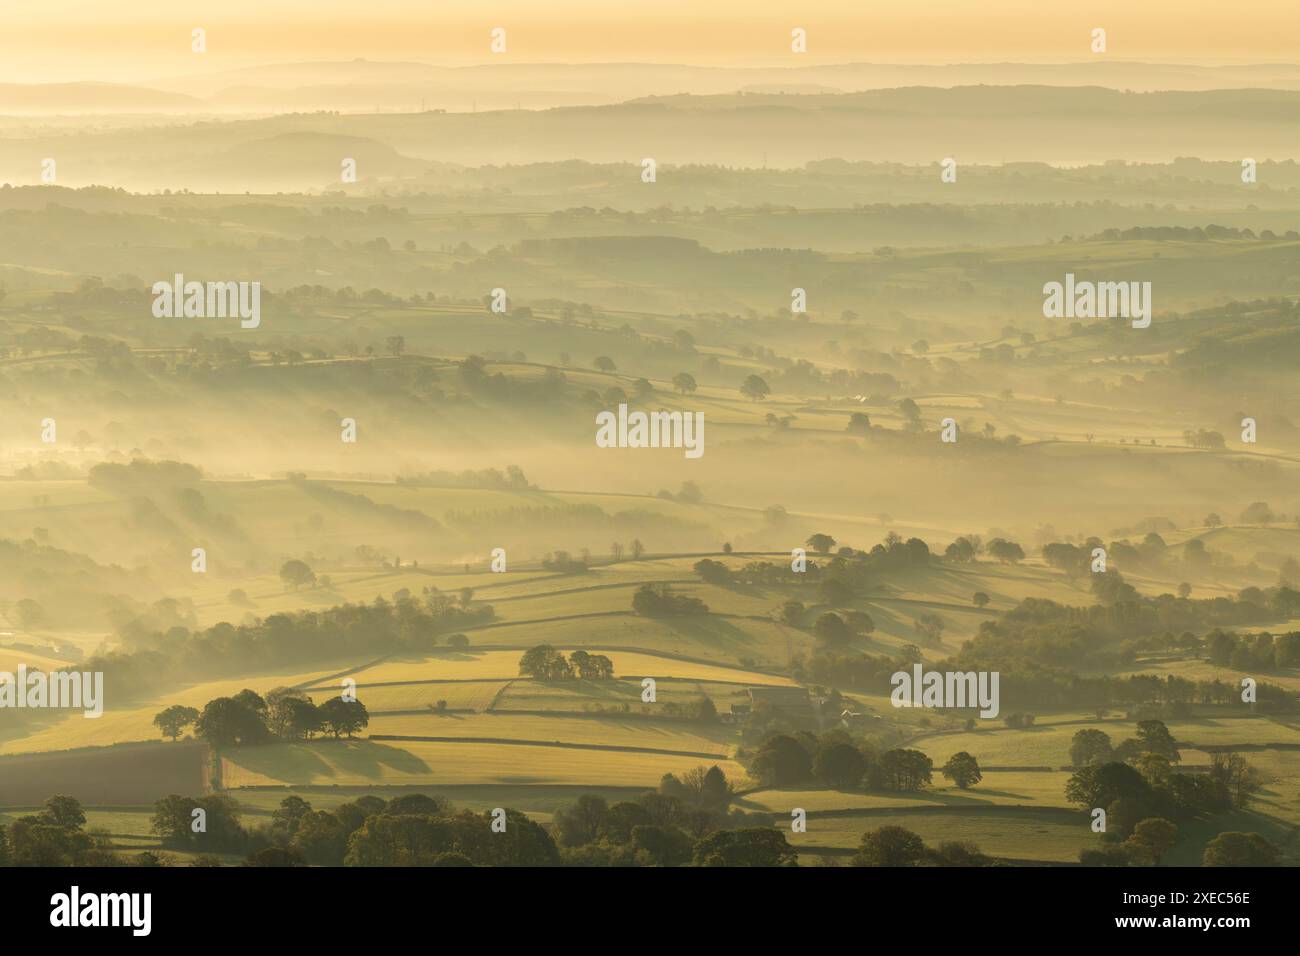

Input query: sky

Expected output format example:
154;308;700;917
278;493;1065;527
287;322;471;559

3;0;1299;82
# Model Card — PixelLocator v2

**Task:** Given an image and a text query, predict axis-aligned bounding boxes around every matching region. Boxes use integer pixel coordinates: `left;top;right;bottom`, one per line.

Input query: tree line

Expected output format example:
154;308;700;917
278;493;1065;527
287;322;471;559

154;687;370;748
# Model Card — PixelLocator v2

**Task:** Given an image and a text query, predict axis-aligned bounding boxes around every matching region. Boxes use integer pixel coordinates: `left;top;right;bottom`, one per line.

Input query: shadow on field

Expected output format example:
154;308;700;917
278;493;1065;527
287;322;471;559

226;740;432;784
1162;807;1299;866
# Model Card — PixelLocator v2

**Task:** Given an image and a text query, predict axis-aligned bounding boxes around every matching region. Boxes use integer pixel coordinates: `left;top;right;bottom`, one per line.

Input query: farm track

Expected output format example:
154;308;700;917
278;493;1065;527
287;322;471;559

290;655;394;690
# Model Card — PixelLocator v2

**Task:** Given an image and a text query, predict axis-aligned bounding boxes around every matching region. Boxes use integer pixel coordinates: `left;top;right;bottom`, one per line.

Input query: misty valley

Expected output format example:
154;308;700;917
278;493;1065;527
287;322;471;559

0;54;1296;880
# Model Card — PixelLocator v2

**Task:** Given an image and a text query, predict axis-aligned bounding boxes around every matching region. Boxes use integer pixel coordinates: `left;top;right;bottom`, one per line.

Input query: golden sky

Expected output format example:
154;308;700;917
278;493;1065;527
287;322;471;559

4;0;1299;82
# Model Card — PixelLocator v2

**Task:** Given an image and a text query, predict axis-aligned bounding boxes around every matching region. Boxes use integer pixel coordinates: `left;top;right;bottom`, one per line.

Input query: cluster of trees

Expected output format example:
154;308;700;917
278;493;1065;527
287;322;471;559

1043;535;1230;580
805;609;876;646
517;645;614;681
0;789;768;869
853;825;991;867
1069;723;1263;804
540;550;588;572
1089;224;1299;242
693;558;733;585
797;637;1293;719
631;583;709;616
944;535;1025;564
551;766;797;866
1204;628;1300;671
1068;721;1182;769
395;465;532;490
948;595;1297;713
657;480;704;504
1062;719;1279;866
1079;817;1181;866
803;531;933;569
1077;816;1279;867
0;796;125;867
1064;721;1266;857
794;647;914;695
693;533;933;599
1183;429;1226;451
153;792;558;866
694;535;935;636
84;594;494;706
745;729;982;793
87;458;203;490
155;688;369;748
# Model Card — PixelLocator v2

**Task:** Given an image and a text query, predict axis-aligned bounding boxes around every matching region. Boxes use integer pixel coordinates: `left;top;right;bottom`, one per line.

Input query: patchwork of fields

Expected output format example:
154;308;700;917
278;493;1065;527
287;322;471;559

3;538;1299;864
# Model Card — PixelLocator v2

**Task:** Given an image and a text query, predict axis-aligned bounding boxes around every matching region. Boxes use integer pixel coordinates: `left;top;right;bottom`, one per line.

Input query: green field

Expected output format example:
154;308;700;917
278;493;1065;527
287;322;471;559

3;85;1300;871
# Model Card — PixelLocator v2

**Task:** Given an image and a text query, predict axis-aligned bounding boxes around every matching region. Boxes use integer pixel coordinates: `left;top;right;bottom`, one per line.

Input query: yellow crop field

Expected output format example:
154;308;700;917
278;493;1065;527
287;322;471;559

0;662;368;756
366;712;735;755
312;648;794;688
221;739;747;789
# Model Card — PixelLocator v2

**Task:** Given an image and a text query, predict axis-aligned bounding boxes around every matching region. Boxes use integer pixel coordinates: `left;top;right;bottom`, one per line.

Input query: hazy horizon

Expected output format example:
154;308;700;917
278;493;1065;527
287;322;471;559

6;0;1300;83
1;0;1297;887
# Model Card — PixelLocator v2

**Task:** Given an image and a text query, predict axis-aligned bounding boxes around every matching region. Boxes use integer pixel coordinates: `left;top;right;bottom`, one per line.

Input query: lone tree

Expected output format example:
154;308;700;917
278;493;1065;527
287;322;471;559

971;591;990;608
813;612;852;646
941;752;983;789
279;559;316;591
805;533;836;554
739;374;770;402
1069;729;1114;768
153;705;201;741
914;612;945;644
1123;818;1178;865
986;539;1025;564
319;697;370;738
671;372;698;395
